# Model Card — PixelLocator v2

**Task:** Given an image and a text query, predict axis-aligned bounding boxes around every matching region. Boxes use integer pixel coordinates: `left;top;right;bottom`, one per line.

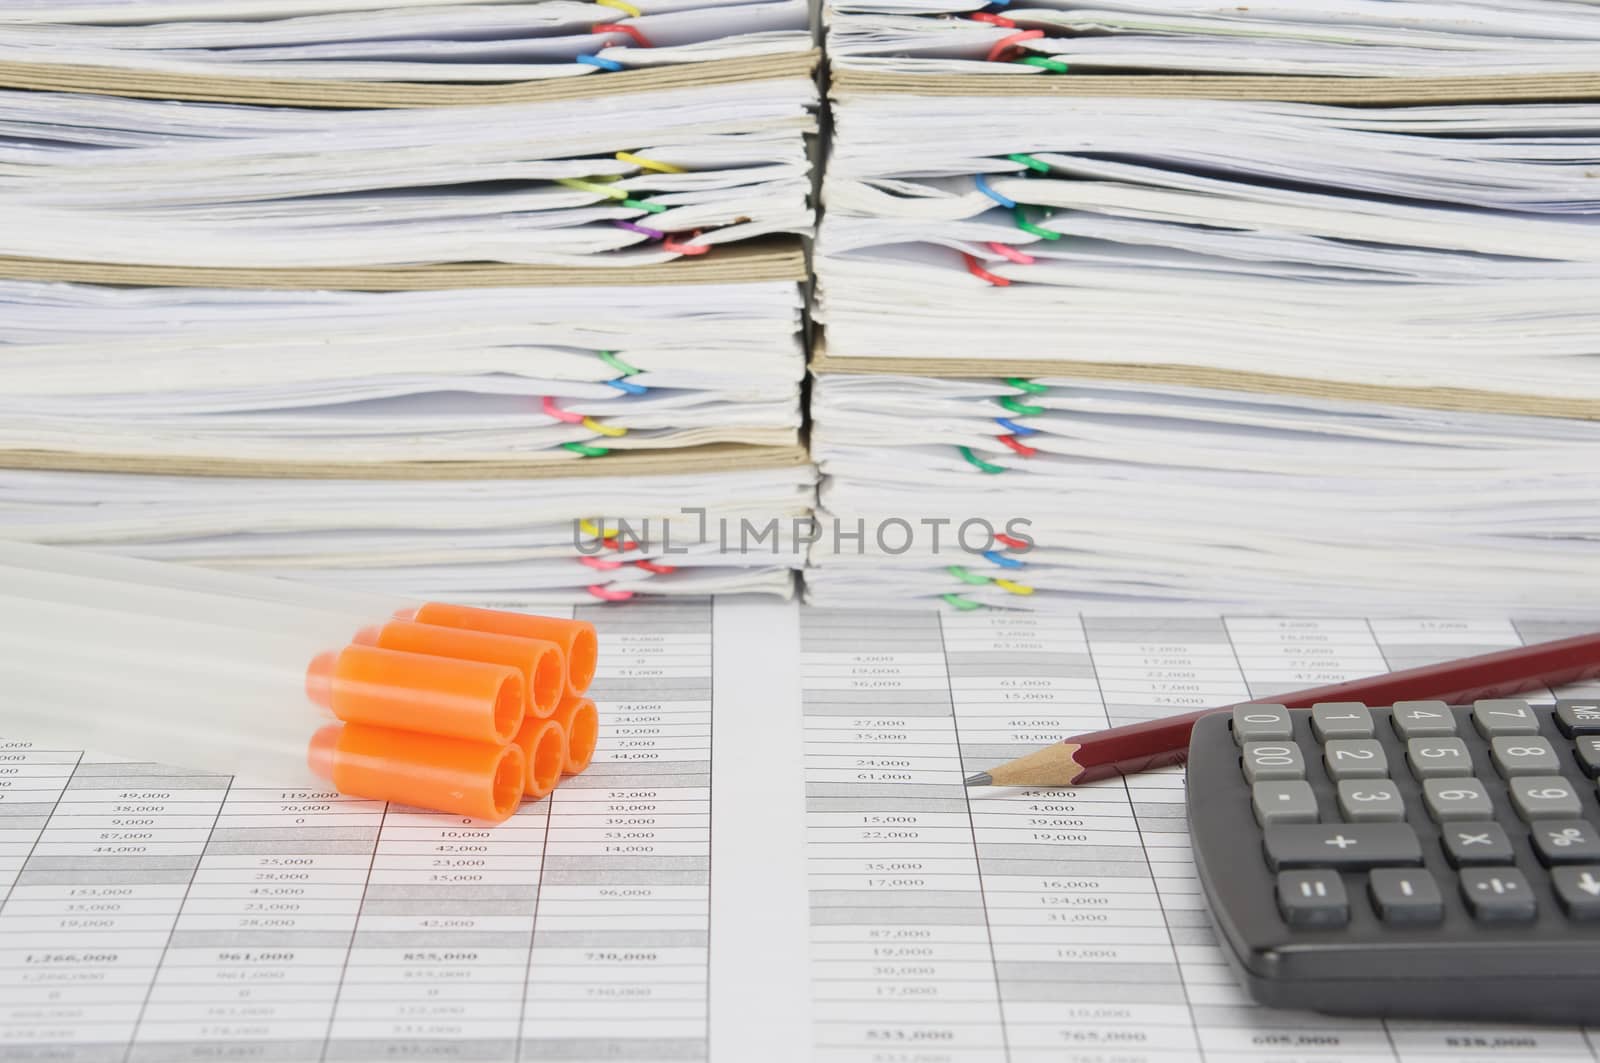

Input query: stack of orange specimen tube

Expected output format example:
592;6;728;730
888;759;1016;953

0;541;602;824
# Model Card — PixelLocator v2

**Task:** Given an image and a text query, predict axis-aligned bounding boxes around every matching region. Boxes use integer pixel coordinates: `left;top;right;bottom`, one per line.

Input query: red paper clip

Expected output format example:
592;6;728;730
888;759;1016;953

968;12;1016;26
987;242;1035;264
542;395;584;424
962;252;1010;287
994;532;1029;550
987;29;1044;62
580;555;625;571
634;560;677;575
664;231;709;256
594;23;654;47
587;584;635;602
998;435;1037;456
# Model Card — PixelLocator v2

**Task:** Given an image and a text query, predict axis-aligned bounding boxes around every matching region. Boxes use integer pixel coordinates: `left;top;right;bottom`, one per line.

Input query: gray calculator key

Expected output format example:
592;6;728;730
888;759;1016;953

1441;823;1515;867
1550;866;1600;920
1253;781;1318;826
1422;778;1494;822
1323;739;1388;780
1509;776;1583;821
1576;737;1600;778
1311;703;1374;741
1336;780;1405;823
1263;823;1422;870
1368;868;1443;925
1555;701;1600;738
1391;700;1457;739
1277;870;1349;927
1530;821;1600;866
1233;704;1293;745
1460;868;1537;923
1490;736;1560;777
1242;742;1306;782
1406;738;1473;779
1472;699;1539;737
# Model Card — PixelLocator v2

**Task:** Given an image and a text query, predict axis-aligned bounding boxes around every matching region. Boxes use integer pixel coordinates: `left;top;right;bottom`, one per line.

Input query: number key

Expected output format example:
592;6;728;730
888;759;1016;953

1336;780;1405;822
1242;742;1305;782
1472;699;1539;737
1324;739;1388;780
1406;738;1473;779
1311;703;1374;741
1392;700;1457;739
1233;704;1293;745
1490;736;1560;777
1509;776;1583;821
1423;778;1494;822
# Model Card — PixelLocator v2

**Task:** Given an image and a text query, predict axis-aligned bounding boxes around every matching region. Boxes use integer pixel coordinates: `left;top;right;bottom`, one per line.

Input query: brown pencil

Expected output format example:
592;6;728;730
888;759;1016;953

964;629;1600;788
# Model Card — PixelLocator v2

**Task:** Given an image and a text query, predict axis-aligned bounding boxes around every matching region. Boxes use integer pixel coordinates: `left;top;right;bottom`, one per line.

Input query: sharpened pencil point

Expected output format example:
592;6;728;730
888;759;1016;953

964;772;993;787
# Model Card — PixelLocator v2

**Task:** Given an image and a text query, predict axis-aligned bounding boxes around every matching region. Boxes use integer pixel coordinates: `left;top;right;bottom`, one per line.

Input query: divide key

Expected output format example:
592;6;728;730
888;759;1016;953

1264;823;1423;870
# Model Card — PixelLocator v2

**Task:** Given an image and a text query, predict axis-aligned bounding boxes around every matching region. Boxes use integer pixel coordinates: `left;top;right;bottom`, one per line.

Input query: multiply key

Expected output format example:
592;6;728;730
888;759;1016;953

1264;823;1422;870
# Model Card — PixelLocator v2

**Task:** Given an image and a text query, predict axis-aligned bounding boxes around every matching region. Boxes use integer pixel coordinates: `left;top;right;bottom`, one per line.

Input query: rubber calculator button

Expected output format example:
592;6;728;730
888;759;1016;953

1252;781;1318;826
1406;738;1473;779
1242;742;1306;783
1555;701;1600;738
1232;704;1293;745
1489;736;1560;777
1391;701;1457;739
1530;821;1600;866
1263;823;1422;870
1323;739;1388;780
1472;699;1539;738
1277;870;1349;928
1509;776;1583;821
1441;823;1515;867
1368;868;1443;925
1460;868;1537;923
1422;778;1494;822
1311;703;1374;741
1550;866;1600;920
1575;737;1600;778
1336;779;1405;823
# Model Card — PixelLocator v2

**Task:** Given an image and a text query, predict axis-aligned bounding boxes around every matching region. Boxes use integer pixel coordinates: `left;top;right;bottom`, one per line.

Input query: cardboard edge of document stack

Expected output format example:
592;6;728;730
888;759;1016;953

0;51;821;481
818;68;1600;422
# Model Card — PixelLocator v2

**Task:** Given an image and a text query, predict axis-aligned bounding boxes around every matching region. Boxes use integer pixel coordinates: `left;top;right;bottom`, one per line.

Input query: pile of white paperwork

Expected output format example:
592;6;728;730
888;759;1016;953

826;0;1600;77
0;6;822;603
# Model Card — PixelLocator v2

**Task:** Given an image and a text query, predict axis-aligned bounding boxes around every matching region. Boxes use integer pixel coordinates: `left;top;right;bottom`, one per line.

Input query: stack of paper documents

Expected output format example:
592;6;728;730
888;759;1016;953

810;74;1600;612
0;7;820;602
826;0;1600;77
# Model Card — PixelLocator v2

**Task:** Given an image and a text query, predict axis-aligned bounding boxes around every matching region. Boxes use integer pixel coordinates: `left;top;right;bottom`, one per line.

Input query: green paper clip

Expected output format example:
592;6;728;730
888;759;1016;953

562;442;611;457
1013;204;1061;241
1005;377;1049;394
947;565;991;586
958;446;1007;474
599;350;641;376
623;198;667;214
997;395;1045;416
1007;153;1050;174
941;593;984;612
1013;56;1070;73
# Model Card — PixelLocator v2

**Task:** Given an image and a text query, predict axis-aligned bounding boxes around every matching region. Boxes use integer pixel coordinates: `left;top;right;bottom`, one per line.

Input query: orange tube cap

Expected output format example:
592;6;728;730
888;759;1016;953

552;693;599;775
307;723;524;822
513;717;567;799
304;644;524;744
355;620;565;719
407;603;598;697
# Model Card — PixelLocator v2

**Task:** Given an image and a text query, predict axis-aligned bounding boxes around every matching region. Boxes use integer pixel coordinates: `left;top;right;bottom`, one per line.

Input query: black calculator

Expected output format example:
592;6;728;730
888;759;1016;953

1186;698;1600;1023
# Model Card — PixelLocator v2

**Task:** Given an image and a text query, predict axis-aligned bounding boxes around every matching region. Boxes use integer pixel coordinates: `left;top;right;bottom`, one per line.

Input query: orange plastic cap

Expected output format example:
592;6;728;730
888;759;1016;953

409;603;598;697
552;693;599;775
307;723;524;822
512;716;567;799
304;644;524;744
356;620;564;719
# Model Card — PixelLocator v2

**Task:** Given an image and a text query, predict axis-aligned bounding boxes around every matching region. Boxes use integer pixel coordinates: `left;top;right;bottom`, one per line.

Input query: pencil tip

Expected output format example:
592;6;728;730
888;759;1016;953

963;772;993;787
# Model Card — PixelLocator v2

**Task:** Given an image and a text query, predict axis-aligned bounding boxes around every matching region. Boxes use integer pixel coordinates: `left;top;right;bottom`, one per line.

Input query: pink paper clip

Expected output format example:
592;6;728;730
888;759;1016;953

541;396;585;424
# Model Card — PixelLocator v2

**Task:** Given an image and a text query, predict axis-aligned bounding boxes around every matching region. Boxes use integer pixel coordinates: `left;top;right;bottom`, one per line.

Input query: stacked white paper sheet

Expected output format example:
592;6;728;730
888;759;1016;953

0;279;803;462
806;375;1600;614
816;94;1600;413
0;463;818;602
0;78;816;268
0;0;812;81
826;0;1600;76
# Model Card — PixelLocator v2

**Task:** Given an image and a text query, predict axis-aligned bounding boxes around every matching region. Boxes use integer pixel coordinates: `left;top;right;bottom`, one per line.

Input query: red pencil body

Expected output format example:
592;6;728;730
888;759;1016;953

1070;629;1600;784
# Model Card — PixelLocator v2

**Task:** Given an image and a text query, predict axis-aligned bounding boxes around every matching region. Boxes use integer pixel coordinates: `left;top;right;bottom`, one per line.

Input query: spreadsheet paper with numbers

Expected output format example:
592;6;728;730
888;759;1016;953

4;600;1600;1062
